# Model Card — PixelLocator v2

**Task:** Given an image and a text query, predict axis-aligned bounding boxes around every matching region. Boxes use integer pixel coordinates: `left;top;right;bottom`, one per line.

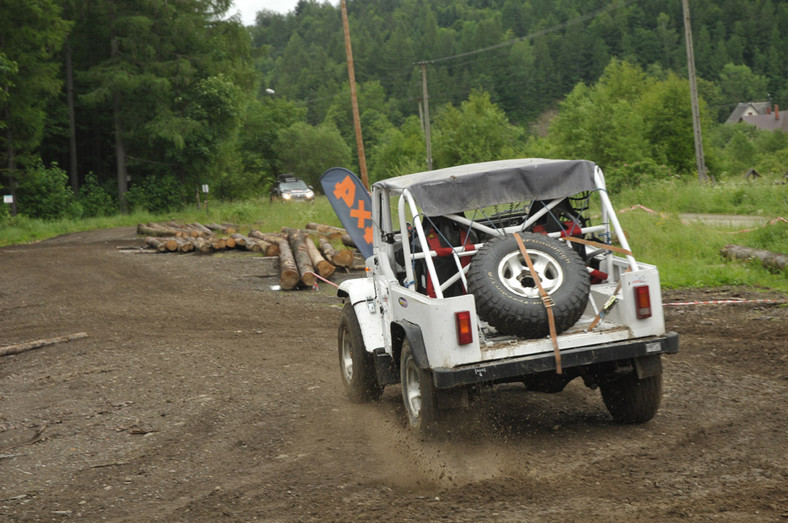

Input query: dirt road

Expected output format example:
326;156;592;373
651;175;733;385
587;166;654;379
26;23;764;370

1;228;786;521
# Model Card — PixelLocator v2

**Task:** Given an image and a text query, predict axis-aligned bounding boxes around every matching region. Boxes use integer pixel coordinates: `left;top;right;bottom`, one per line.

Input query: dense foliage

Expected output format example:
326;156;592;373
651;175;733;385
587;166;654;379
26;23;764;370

2;0;788;219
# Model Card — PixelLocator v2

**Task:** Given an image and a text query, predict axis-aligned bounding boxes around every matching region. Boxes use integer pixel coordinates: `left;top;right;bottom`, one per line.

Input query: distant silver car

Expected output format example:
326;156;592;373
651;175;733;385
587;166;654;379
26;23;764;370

271;174;315;201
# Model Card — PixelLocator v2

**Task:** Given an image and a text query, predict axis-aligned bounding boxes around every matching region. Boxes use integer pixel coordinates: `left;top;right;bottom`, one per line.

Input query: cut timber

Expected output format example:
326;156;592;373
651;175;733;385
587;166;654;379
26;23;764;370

318;235;354;267
205;223;237;235
1;332;88;357
305;237;335;278
145;237;165;252
721;244;787;272
276;238;300;290
249;231;282;256
285;228;316;287
137;223;178;237
305;222;347;242
174;237;194;253
191;222;214;236
230;233;249;247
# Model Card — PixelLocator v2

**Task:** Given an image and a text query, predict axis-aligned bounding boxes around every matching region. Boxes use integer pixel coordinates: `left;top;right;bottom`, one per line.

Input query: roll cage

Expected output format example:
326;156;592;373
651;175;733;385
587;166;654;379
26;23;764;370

371;159;638;300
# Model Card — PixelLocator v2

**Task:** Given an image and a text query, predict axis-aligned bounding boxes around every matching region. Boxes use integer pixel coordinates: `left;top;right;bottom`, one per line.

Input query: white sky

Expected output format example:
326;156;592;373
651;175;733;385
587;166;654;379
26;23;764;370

231;0;302;25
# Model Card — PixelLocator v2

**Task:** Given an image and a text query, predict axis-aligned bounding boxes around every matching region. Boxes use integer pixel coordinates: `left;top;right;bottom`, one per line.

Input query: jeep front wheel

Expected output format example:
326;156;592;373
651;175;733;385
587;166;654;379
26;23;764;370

338;304;383;402
467;233;590;338
400;339;439;436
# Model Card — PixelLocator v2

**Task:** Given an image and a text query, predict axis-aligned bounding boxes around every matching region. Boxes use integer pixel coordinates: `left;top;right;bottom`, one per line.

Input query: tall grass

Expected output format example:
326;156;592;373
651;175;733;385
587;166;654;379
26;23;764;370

615;176;787;215
619;210;787;292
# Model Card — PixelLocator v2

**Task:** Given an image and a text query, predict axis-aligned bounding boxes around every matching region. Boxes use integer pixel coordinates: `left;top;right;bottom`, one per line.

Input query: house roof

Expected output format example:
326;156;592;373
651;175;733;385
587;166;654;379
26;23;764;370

725;101;771;124
741;112;788;132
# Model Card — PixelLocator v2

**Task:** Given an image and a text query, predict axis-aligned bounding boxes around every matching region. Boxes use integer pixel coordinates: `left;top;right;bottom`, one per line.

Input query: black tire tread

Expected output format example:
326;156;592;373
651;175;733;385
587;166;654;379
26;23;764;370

600;372;662;424
467;233;590;338
338;304;383;402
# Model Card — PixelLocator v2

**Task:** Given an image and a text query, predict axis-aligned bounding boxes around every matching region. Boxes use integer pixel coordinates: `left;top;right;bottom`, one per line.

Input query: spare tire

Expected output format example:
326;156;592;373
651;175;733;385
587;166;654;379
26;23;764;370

467;233;590;338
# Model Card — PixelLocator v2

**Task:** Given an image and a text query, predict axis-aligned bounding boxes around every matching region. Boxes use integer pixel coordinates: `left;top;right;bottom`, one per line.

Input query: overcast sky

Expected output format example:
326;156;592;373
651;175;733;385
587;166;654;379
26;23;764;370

231;0;301;25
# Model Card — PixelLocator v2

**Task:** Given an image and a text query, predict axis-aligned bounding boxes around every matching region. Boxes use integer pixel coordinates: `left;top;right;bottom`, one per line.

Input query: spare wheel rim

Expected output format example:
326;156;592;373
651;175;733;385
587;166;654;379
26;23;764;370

497;249;565;298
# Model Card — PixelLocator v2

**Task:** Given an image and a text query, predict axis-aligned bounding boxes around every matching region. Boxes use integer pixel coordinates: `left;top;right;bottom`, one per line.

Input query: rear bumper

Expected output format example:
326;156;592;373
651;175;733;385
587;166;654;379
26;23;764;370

432;331;679;388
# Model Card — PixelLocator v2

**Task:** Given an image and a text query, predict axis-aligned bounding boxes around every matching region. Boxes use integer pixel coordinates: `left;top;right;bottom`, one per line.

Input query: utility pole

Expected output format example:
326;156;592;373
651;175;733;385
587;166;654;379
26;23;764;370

418;61;433;171
682;0;709;183
340;0;369;189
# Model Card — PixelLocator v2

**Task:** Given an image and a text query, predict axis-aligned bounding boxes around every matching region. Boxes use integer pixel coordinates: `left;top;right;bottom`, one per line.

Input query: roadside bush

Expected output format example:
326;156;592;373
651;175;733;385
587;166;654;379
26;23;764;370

125;175;184;213
605;160;678;193
16;162;81;220
78;173;116;217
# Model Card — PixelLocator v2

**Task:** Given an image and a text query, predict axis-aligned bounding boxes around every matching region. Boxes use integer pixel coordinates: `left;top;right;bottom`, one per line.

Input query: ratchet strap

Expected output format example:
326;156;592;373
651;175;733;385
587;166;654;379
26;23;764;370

588;267;632;331
514;233;562;374
561;236;632;257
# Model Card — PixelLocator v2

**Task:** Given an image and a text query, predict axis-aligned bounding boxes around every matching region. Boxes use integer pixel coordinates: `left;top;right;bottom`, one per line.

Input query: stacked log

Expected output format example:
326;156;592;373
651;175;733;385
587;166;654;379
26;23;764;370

137;221;369;290
284;228;316;287
317;235;354;267
306;222;355;248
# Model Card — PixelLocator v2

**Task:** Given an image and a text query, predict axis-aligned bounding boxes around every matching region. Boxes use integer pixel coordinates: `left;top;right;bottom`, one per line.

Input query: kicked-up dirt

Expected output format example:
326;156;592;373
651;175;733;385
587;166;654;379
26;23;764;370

1;227;786;521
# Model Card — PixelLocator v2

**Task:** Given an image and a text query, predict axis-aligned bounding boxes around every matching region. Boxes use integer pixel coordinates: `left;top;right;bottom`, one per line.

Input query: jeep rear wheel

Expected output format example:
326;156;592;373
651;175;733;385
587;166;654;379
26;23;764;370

600;372;662;424
400;339;439;437
467;233;590;338
338;304;383;402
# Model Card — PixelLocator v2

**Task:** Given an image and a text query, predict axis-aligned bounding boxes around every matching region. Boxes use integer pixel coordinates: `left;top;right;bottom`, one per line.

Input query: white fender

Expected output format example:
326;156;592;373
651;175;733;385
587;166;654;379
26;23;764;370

337;278;385;353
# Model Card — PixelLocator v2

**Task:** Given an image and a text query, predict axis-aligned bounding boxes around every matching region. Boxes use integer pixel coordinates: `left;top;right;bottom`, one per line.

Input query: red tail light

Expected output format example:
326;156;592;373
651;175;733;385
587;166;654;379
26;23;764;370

634;285;652;319
455;311;473;345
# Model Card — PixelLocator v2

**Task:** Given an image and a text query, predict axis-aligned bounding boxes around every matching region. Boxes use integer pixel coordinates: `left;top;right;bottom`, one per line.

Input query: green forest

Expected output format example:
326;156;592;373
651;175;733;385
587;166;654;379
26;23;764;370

2;0;787;219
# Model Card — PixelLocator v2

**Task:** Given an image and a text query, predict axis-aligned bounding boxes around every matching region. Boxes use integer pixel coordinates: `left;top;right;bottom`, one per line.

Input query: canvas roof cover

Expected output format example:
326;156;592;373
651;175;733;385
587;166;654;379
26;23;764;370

373;158;599;216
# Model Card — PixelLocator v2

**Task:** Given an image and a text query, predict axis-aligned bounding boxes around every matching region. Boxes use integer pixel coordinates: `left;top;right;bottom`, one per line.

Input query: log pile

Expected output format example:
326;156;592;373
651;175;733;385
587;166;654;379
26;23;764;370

721;244;787;272
137;221;359;290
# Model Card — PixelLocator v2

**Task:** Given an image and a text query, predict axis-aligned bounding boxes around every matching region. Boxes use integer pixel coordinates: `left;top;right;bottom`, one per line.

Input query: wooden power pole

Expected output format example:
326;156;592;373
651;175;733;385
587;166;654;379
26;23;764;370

418;61;433;171
682;0;709;183
340;0;369;189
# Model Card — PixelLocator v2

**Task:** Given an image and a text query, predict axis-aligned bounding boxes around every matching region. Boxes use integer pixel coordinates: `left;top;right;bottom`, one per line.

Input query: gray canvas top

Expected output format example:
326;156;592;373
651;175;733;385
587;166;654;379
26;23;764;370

373;158;599;216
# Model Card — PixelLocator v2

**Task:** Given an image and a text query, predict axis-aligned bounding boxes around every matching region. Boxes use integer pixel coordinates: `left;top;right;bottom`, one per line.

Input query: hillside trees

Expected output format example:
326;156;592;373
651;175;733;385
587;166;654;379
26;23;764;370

73;0;254;211
0;0;69;213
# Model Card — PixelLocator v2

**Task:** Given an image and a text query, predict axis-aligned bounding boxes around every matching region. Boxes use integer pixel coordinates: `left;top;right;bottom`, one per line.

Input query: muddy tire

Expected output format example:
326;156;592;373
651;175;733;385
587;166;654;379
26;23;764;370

400;339;439;437
600;372;662;424
338;304;383;402
467;233;590;338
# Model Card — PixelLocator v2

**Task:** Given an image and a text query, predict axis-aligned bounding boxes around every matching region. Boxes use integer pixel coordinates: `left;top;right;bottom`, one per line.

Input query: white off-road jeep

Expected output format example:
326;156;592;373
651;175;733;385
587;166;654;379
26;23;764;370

335;159;678;436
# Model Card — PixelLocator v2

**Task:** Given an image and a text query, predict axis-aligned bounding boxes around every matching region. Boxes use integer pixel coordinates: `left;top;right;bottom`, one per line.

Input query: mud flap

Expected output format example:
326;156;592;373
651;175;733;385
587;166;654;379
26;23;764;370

396;321;429;370
634;354;662;379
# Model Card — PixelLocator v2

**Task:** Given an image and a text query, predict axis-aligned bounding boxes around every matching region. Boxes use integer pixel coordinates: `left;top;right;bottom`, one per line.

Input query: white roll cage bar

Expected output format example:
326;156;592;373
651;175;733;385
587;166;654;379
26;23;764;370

394;166;638;299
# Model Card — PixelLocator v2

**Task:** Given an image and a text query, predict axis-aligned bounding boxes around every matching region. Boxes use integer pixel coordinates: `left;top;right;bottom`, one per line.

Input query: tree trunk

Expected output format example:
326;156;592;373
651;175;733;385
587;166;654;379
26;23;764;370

721;244;787;272
285;228;316;287
276;238;300;290
318;236;354;267
1;333;88;358
249;231;283;256
305;237;335;278
65;37;79;192
305;222;346;240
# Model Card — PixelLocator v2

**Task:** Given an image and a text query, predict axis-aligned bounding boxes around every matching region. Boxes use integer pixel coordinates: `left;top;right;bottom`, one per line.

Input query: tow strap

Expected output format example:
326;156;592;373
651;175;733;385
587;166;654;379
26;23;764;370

513;233;562;374
561;236;632;257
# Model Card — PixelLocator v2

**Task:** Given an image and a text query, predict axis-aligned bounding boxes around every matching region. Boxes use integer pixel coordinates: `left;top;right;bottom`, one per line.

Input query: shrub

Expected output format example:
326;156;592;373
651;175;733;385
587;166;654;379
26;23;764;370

78;173;116;217
605;160;678;193
125;175;184;213
16;162;81;220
